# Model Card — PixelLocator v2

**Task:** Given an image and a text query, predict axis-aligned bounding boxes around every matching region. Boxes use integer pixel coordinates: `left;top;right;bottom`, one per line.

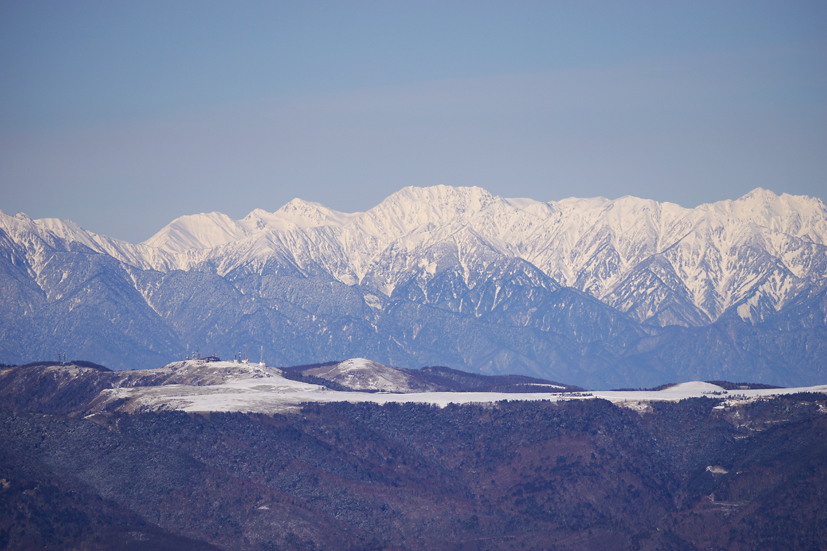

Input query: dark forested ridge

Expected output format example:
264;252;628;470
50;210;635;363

1;393;825;550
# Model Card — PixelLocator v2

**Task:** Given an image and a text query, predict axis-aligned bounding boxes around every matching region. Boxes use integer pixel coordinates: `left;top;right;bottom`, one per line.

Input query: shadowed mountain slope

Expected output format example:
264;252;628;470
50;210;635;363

1;186;825;388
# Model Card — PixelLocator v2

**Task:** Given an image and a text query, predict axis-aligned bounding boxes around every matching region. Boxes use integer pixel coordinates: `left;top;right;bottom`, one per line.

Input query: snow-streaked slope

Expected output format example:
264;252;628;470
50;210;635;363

0;210;171;278
142;200;362;255
142;212;249;253
131;186;827;324
303;357;439;392
3;186;826;326
701;188;827;245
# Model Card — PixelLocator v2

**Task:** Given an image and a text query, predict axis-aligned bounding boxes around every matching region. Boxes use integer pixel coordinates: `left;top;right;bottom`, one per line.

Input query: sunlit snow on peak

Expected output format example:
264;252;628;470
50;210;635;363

3;185;826;328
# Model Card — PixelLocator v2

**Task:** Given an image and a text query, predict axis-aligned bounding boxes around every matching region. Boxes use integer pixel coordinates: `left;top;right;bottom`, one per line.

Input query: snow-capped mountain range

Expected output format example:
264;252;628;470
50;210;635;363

1;186;825;388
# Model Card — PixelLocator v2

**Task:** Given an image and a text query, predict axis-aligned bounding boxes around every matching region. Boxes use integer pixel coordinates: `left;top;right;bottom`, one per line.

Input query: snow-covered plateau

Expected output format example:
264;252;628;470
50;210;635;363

68;359;826;416
1;186;826;388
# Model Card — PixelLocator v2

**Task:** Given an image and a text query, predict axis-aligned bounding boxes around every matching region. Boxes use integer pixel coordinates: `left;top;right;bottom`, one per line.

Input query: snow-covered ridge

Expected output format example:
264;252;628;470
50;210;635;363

72;359;827;415
17;359;821;416
142;212;248;253
2;185;826;325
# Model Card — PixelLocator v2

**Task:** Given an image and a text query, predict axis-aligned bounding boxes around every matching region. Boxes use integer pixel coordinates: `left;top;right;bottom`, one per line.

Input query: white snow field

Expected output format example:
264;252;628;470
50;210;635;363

95;360;827;415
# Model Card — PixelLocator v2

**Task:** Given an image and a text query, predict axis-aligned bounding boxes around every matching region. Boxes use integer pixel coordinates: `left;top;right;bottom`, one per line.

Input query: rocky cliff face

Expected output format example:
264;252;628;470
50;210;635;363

1;186;825;387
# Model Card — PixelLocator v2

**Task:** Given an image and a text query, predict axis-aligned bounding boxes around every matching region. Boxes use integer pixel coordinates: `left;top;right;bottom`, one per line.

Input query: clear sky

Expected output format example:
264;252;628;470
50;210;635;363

1;1;825;243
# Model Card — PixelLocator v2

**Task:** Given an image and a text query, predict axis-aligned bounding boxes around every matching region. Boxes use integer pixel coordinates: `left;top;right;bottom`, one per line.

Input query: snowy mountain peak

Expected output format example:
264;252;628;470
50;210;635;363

356;185;498;240
705;188;822;217
387;185;498;219
237;200;359;235
272;198;358;229
0;210;99;252
142;211;247;253
34;217;95;243
740;187;776;201
389;185;495;208
701;188;827;244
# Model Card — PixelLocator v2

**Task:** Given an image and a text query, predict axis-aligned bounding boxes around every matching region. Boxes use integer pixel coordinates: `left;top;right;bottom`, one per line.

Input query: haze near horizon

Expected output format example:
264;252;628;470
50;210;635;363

1;1;825;243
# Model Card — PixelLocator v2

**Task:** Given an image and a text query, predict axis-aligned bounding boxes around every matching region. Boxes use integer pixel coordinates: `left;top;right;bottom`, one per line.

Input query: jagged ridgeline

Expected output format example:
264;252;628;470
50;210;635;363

1;186;825;388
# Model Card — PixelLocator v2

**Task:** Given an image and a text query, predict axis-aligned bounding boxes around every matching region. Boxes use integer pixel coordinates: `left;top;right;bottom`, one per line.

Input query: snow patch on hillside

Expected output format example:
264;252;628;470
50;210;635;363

304;358;422;392
88;360;827;415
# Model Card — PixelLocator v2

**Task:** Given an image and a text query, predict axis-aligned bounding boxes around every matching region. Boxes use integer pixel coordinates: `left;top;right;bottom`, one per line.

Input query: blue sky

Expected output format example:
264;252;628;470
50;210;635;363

1;1;825;243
